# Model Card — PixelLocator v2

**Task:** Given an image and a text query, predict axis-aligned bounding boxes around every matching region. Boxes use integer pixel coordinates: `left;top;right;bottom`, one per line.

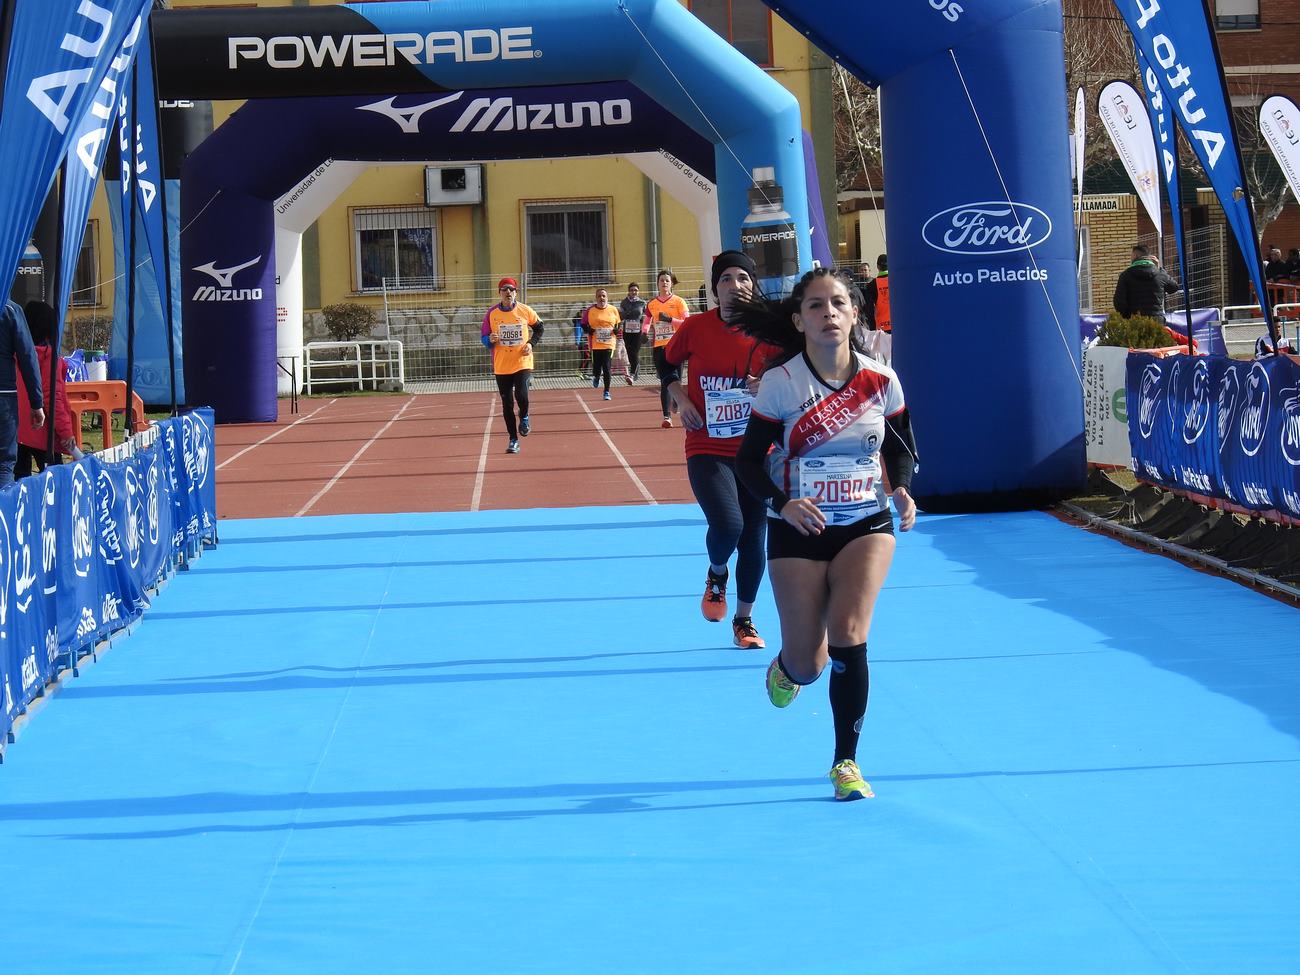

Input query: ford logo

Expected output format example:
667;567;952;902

921;201;1052;255
1239;363;1270;457
1280;386;1300;467
1216;369;1240;449
1138;363;1162;440
1182;360;1210;445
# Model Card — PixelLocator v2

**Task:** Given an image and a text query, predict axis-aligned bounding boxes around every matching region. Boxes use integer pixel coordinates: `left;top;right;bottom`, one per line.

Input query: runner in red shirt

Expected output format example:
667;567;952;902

658;251;781;649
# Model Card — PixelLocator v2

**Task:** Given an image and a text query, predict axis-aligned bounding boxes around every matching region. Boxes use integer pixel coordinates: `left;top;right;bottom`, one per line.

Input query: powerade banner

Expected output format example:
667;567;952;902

1113;1;1271;332
0;409;216;747
0;0;153;311
1128;353;1300;518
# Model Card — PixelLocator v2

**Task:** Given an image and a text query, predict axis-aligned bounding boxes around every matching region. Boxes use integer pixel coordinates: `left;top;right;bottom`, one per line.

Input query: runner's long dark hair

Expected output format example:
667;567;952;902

729;267;868;362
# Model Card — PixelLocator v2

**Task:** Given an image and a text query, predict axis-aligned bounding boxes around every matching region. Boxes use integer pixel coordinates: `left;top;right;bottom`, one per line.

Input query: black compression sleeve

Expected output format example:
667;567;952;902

882;408;917;491
736;414;789;513
530;321;544;345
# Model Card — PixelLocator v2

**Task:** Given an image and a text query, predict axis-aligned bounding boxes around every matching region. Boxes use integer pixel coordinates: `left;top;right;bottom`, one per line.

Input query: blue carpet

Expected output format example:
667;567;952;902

1;506;1298;973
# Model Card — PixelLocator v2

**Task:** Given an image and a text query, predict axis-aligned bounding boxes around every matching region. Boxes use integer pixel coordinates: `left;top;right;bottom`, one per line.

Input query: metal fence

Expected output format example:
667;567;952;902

381;268;709;390
1134;224;1227;313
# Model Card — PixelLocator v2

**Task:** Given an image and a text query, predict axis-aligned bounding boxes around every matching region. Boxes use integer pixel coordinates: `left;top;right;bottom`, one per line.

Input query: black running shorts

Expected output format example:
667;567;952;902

766;509;894;562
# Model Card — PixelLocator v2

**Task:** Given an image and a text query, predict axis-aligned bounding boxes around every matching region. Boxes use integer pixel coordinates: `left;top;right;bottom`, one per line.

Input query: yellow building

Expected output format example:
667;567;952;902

74;0;835;380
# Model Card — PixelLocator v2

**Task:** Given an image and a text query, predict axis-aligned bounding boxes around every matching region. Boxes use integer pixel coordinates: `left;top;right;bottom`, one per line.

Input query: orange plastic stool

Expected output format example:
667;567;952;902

65;381;150;451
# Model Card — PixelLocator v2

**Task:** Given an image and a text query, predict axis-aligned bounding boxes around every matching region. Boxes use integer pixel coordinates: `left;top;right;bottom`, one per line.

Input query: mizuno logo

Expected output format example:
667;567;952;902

193;257;260;288
450;96;631;133
358;92;464;133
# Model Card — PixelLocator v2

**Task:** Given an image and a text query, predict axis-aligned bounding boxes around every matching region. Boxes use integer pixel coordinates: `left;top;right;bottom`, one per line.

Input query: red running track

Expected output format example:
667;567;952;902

214;387;697;519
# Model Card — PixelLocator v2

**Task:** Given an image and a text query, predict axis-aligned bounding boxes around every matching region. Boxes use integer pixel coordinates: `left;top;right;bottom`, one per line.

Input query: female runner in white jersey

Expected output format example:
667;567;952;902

732;268;918;801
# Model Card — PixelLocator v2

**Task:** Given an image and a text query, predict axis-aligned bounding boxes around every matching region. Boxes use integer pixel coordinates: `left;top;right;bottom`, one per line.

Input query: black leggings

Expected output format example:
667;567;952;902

623;331;644;379
591;349;612;391
495;370;531;439
652;346;672;416
686;453;768;604
15;445;57;479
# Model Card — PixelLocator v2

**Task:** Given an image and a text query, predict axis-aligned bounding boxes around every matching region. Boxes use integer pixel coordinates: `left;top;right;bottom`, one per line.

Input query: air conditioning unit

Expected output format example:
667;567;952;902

425;164;483;206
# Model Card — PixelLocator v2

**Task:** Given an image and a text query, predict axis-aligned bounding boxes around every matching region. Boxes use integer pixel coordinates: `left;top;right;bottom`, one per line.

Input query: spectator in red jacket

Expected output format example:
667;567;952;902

17;301;76;477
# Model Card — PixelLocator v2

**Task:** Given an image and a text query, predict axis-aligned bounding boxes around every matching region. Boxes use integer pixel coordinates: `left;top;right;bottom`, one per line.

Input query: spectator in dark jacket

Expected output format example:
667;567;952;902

1264;246;1290;282
0;300;44;488
1113;245;1179;320
17;300;77;476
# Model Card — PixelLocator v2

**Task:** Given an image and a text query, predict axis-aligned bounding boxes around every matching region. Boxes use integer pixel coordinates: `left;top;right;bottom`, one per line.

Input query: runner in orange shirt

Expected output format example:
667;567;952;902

646;270;690;427
583;288;621;401
481;277;544;454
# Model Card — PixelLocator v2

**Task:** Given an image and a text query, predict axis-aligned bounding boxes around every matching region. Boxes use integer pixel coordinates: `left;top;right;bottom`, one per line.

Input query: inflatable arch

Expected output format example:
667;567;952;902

157;0;1084;511
156;0;813;417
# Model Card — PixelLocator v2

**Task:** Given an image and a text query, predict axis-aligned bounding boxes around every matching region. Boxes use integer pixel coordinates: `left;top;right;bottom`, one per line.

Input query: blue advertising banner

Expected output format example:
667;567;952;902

1080;309;1225;355
1128;353;1300;518
0;409;216;748
1135;46;1187;280
1114;1;1273;334
106;20;180;406
57;12;146;328
0;0;153;309
113;20;174;404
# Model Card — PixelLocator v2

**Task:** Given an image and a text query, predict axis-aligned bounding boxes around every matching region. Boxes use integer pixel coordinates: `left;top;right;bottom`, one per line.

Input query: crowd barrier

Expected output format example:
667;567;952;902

1079;309;1226;356
1127;353;1300;523
0;408;217;753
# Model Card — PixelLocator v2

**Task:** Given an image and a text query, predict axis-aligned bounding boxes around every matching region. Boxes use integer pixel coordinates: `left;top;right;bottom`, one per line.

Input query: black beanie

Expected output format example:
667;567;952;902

711;250;758;294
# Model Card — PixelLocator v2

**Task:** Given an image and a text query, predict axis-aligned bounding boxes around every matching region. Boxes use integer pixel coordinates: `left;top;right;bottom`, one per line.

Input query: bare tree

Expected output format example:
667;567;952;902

1230;83;1293;247
831;64;879;193
1062;0;1138;170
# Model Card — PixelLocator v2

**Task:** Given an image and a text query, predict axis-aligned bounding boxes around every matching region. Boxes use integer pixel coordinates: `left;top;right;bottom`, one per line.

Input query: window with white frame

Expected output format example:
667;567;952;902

1215;0;1260;30
524;201;610;287
70;220;98;307
353;207;438;291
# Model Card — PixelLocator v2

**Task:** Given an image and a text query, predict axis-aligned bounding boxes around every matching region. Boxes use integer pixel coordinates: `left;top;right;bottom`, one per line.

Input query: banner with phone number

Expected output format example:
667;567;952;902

0;409;216;745
1127;353;1300;517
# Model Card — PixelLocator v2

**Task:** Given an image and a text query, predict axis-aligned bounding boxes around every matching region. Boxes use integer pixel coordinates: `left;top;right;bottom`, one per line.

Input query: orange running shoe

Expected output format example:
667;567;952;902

731;616;765;649
701;569;728;622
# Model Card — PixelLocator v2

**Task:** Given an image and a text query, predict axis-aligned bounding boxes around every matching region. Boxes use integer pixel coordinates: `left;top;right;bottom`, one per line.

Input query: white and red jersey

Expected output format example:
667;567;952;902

750;351;905;524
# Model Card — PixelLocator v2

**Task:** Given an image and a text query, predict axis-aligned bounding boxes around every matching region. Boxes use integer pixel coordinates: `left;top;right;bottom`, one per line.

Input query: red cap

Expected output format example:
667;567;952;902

497;277;518;291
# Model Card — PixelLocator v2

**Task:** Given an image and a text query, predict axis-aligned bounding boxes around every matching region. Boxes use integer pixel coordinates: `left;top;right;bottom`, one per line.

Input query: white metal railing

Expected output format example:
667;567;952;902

1218;304;1300;355
303;340;405;394
381;268;708;383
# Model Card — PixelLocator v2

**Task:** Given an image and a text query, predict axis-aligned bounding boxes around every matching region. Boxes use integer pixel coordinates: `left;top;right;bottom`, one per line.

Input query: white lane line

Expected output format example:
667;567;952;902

294;396;417;517
470;396;496;512
575;393;658;505
217;398;339;471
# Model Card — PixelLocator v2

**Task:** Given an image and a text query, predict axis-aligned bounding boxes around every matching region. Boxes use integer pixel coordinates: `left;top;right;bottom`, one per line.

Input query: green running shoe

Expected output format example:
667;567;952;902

765;656;800;708
829;759;874;801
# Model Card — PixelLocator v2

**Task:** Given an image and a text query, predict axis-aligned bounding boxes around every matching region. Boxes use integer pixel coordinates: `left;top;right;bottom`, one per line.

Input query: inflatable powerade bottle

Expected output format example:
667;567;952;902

740;166;799;298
